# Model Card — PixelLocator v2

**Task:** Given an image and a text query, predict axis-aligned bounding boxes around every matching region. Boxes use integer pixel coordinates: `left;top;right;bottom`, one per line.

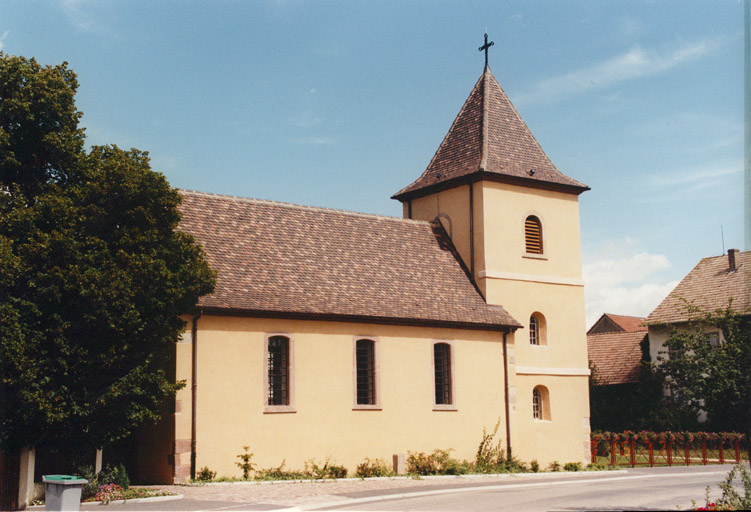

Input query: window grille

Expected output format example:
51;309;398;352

533;387;542;419
525;216;543;254
434;343;452;405
529;315;539;345
267;336;289;406
356;339;375;405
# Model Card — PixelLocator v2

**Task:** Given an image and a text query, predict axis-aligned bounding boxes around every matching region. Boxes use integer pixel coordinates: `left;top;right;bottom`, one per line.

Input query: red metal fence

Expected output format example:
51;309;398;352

590;432;745;467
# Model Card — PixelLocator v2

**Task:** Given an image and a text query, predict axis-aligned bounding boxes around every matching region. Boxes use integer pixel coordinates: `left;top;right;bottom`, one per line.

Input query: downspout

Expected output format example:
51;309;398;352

502;331;512;460
469;181;475;280
190;310;202;481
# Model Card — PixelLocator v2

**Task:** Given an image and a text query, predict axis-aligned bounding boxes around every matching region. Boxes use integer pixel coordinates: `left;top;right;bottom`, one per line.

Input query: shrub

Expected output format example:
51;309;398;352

530;460;540;473
75;464;130;500
564;462;583;472
475;420;505;472
95;483;124;504
406;449;469;476
547;460;562;472
236;446;256;479
305;459;348;479
196;466;216;482
355;458;394;478
256;461;307;481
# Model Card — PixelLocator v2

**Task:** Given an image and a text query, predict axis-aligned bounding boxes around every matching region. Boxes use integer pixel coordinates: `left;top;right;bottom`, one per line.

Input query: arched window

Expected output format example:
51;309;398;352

434;342;453;406
356;339;376;405
529;312;546;345
532;385;550;420
525;215;543;254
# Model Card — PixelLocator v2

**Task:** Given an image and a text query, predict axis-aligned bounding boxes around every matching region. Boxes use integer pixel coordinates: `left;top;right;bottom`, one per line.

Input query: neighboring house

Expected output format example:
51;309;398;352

645;249;750;362
587;313;648;386
586;314;649;430
120;63;593;483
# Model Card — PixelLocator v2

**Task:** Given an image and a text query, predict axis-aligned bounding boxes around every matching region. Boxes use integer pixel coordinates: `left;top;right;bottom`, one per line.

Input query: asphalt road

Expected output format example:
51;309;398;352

69;464;744;511
312;465;737;511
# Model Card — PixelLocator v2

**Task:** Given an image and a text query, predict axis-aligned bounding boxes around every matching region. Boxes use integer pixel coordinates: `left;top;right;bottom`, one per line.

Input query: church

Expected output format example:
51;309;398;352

137;48;592;482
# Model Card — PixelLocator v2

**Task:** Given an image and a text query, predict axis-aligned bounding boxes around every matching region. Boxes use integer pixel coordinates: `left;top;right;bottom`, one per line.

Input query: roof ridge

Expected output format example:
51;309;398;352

179;189;429;225
392;74;485;198
479;67;491;171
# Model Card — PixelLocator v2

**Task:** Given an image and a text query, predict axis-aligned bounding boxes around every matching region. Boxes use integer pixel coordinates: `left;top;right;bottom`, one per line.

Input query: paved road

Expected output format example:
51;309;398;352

67;464;743;511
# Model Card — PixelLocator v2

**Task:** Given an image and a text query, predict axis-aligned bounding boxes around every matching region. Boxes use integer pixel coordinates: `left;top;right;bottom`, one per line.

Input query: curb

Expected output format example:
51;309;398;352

28;494;183;509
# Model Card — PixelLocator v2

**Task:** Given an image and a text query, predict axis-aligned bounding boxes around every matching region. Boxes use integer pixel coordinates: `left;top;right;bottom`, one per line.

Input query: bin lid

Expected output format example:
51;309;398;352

42;475;88;484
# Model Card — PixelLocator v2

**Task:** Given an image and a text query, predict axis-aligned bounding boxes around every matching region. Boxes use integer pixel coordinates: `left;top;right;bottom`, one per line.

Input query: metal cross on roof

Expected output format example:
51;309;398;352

478;33;494;68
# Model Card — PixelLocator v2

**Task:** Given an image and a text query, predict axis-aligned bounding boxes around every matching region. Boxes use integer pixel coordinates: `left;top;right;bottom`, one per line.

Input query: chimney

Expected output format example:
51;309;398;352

728;248;739;272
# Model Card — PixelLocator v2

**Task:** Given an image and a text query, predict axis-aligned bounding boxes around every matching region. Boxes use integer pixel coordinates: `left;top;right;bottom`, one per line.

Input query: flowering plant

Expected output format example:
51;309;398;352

95;483;124;504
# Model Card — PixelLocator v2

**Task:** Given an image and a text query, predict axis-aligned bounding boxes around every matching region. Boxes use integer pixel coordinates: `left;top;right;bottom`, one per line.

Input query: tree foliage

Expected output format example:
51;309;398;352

0;53;215;452
656;303;751;434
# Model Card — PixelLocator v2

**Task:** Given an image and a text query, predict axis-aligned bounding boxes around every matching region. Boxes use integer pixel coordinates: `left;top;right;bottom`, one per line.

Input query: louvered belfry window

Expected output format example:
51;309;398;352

356;339;375;405
267;336;289;406
525;216;543;254
434;343;452;405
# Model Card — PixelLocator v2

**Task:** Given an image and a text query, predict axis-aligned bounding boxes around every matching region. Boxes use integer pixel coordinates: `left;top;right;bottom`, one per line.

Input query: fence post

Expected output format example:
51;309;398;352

610;440;617;467
701;440;707;465
590;439;597;464
630;439;636;468
667;440;673;466
719;439;724;464
735;438;741;463
685;440;691;466
648;442;654;467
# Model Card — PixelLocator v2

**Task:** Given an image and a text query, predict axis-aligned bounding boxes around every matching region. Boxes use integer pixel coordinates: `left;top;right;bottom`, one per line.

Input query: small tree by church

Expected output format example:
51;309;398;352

0;53;215;454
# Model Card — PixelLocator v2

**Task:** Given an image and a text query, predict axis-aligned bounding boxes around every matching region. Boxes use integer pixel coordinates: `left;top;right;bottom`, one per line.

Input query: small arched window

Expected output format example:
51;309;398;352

533;385;550;420
529;315;539;345
529;312;546;345
525;215;543;254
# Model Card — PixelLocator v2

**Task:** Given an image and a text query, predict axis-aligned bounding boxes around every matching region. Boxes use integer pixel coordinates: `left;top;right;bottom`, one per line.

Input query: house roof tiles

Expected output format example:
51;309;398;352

392;67;588;201
645;250;750;325
587;330;646;385
178;190;520;330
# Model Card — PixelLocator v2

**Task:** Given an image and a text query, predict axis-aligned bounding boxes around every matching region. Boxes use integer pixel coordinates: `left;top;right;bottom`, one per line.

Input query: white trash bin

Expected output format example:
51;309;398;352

42;475;88;511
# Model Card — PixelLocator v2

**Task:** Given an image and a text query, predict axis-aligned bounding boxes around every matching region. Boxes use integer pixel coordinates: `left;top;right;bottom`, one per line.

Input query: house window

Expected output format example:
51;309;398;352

532;385;550;420
356;339;376;405
525;215;543;254
434;342;453;406
529;312;546;345
267;335;290;407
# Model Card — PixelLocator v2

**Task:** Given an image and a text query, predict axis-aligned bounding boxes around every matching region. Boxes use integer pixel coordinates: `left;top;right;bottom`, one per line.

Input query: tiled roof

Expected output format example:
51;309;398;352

645;250;750;325
587;330;646;385
392;67;588;201
178;190;520;330
587;313;646;334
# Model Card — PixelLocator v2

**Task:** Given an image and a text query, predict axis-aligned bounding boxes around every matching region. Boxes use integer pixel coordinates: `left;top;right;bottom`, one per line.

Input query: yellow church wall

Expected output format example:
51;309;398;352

409;185;474;272
509;374;591;466
477;181;583;279
178;315;510;479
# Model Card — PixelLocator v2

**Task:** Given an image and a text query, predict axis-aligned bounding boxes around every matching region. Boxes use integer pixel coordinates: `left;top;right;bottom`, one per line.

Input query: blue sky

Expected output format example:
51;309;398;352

2;1;745;327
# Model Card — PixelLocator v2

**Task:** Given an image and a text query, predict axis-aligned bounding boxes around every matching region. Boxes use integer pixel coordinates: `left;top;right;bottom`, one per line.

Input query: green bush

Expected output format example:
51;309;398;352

355;458;394;478
236;446;256;479
406;449;469;476
196;466;216;482
305;459;348;479
564;462;583;472
530;460;540;473
547;460;562;472
75;464;130;501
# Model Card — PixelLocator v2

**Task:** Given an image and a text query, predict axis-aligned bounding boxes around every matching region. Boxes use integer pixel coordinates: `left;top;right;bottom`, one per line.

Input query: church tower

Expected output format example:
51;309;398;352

393;44;592;464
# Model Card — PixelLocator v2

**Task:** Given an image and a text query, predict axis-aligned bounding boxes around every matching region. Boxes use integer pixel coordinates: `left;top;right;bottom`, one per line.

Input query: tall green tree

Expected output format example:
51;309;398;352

0;54;215;452
656;304;751;437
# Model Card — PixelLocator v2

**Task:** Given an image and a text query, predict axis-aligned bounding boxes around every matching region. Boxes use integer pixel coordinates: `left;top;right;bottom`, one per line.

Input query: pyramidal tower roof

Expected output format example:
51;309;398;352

393;66;589;201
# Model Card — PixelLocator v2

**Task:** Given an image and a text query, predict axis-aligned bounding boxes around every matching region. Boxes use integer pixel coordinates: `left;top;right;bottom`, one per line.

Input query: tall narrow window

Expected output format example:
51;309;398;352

533;385;550;420
267;336;289;406
532;388;542;419
529;315;539;345
356;339;376;405
525;215;543;254
434;343;452;405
